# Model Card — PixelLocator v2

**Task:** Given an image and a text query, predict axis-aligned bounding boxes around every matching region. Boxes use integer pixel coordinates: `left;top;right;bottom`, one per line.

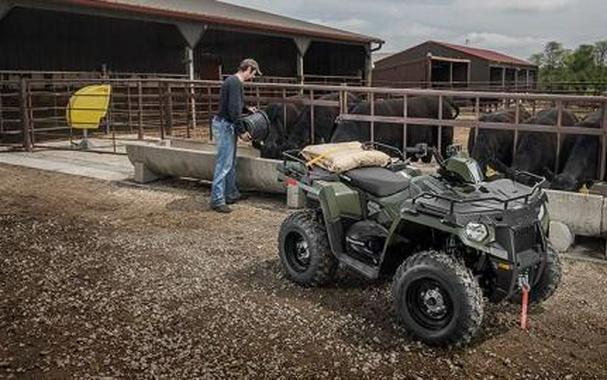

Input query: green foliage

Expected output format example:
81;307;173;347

529;40;607;93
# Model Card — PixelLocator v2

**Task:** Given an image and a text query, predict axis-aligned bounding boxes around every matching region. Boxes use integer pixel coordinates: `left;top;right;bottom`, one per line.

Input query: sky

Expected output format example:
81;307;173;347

223;0;606;60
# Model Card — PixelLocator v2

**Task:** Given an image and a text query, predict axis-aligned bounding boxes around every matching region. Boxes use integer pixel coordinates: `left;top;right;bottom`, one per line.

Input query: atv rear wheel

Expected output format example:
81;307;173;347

278;210;338;286
509;247;562;304
393;250;484;346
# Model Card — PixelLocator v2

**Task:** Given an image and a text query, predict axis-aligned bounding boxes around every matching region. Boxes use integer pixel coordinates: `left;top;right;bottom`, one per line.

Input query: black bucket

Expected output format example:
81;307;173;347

238;110;270;142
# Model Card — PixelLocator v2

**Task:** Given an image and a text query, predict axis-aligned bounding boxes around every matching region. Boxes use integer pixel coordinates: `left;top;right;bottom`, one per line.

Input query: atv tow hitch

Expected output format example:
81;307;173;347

518;274;531;330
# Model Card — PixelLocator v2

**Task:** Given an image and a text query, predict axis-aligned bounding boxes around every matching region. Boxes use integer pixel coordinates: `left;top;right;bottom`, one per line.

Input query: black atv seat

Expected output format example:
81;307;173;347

342;167;410;197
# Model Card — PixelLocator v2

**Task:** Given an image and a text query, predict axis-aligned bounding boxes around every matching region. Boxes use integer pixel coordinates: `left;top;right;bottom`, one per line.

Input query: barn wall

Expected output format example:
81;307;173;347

0;6;369;81
372;42;433;86
373;59;427;86
425;42;488;83
374;41;433;71
0;7;185;73
304;42;366;76
373;41;538;87
197;29;298;78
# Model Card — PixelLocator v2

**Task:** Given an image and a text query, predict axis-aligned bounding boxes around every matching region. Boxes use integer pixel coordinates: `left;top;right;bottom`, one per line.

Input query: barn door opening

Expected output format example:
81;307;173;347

198;54;221;80
430;58;470;89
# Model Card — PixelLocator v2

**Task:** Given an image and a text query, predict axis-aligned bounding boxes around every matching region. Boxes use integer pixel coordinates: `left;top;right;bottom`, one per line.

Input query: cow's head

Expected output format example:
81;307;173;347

287;92;361;150
254;103;288;158
550;173;580;192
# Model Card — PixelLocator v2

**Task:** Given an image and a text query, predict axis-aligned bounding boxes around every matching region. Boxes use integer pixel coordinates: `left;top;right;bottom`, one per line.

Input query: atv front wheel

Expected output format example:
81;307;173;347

278;210;338;286
393;250;484;346
509;247;562;304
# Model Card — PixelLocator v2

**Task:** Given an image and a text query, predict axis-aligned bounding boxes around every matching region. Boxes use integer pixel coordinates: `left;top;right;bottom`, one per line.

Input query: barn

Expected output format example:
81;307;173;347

0;0;383;83
373;40;538;90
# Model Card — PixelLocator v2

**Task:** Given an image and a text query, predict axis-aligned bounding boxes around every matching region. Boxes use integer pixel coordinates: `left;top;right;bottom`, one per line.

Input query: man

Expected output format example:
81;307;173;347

210;58;262;213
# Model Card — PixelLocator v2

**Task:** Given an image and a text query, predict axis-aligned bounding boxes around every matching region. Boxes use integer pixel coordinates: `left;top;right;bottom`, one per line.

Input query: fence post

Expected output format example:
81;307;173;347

369;91;375;142
189;80;197;132
137;80;143;140
19;77;32;152
309;89;315;144
127;82;133;133
0;81;4;136
403;95;408;153
158;82;165;140
437;95;443;154
555;100;563;173
165;82;173;137
600;97;607;181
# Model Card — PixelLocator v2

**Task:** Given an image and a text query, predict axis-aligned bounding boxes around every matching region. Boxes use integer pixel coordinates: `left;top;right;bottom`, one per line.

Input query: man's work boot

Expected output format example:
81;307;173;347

212;204;232;213
226;194;249;205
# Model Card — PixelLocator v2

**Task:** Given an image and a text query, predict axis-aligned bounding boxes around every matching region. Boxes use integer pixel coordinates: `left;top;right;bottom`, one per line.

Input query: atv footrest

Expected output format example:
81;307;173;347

339;254;380;279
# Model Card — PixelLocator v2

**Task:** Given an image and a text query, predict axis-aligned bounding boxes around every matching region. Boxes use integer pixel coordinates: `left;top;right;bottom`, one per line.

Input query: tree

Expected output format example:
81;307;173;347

570;45;595;70
595;40;607;65
528;40;607;94
543;41;569;69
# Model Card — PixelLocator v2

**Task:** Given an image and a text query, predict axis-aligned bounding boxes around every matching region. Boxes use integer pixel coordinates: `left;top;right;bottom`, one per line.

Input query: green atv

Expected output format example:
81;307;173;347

277;143;561;346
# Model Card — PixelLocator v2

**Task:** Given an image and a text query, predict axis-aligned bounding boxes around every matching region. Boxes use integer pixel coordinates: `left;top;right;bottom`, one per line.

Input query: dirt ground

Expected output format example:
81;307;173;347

1;164;607;379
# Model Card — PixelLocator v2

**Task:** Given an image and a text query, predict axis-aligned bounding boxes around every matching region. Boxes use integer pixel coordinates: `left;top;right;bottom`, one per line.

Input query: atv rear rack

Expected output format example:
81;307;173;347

280;142;406;182
411;171;547;216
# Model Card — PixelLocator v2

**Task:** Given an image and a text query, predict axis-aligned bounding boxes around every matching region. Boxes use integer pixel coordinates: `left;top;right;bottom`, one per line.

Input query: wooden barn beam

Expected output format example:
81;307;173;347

293;37;311;84
177;22;207;131
177;22;207;48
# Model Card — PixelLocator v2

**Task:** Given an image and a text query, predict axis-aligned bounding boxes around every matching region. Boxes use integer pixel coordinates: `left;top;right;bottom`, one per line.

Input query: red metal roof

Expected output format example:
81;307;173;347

433;41;535;66
56;0;384;45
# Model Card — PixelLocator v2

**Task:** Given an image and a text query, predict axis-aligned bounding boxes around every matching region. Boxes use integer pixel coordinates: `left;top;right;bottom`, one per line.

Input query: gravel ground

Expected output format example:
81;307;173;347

1;163;607;379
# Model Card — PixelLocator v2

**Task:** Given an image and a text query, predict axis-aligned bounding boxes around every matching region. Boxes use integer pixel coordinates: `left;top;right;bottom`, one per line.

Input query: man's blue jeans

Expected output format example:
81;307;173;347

210;117;241;207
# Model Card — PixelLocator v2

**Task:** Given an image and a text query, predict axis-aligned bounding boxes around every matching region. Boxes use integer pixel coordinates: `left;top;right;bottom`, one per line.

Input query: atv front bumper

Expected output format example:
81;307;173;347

482;224;547;302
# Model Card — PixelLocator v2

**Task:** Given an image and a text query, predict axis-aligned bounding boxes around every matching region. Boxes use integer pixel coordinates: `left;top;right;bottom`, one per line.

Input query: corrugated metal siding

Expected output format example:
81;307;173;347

373;59;427;86
197;29;297;78
59;0;383;44
0;6;369;79
0;7;184;73
304;42;366;76
374;41;433;71
424;42;487;82
373;41;538;85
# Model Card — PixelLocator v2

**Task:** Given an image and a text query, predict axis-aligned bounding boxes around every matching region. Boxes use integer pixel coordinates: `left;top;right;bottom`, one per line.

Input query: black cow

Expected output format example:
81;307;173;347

330;96;458;160
511;108;579;176
467;108;531;174
285;92;360;152
254;101;304;158
551;111;603;191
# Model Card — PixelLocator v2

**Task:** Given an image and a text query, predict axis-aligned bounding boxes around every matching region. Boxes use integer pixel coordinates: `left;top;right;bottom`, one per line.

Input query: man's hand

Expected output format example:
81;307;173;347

247;106;258;114
240;132;252;142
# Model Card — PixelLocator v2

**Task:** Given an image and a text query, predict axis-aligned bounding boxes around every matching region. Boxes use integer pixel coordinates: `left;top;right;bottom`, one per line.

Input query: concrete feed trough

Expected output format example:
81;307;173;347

545;189;607;256
126;139;285;194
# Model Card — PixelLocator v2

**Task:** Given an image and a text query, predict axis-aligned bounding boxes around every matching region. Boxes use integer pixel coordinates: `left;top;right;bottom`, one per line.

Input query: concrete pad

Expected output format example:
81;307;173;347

126;142;285;194
549;220;575;253
0;149;133;181
545;189;603;236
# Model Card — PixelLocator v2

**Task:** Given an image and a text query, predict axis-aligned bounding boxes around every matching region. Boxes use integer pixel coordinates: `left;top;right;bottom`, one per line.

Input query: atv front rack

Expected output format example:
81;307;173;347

410;171;547;216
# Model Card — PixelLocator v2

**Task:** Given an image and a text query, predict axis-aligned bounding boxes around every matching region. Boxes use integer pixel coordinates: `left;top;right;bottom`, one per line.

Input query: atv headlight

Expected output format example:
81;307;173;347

464;222;489;242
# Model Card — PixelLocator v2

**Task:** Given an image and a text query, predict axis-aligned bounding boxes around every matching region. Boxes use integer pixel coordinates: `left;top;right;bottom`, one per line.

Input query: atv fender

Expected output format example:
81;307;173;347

315;181;363;255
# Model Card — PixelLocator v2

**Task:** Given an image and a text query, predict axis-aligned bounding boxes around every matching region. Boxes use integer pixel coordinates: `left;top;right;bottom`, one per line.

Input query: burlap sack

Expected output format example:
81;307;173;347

301;142;390;173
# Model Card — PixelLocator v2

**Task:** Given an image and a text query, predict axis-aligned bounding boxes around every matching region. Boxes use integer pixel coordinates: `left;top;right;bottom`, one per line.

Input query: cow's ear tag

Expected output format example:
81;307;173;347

485;166;497;178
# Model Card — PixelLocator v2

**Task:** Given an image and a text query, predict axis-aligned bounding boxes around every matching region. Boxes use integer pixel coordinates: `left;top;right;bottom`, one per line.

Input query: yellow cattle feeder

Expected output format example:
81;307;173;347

66;84;112;149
